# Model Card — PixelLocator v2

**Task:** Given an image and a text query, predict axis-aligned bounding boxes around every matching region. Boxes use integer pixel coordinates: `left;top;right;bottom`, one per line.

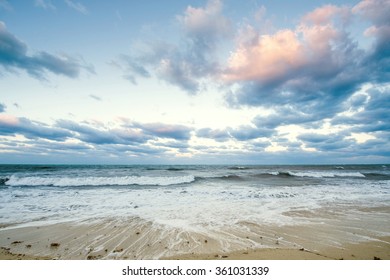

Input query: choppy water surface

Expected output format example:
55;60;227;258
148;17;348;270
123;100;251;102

0;164;389;230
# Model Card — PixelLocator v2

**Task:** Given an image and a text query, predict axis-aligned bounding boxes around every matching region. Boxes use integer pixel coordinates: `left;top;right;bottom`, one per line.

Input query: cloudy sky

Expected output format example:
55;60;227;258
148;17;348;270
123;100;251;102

0;0;389;164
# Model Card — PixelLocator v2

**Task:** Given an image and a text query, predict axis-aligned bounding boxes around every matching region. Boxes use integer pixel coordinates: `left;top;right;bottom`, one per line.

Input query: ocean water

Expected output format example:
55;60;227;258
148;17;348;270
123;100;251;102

1;164;389;233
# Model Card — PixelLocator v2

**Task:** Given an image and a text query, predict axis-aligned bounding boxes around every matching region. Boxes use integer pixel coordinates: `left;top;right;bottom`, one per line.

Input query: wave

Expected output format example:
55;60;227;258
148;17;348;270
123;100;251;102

251;172;291;179
0;177;9;186
228;166;252;170
251;171;366;179
200;170;368;181
286;171;366;178
220;175;244;181
362;173;390;180
5;175;195;187
166;167;185;171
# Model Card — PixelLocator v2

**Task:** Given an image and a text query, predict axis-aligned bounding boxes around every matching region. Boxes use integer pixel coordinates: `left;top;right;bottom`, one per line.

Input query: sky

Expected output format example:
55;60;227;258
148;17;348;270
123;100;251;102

0;0;389;164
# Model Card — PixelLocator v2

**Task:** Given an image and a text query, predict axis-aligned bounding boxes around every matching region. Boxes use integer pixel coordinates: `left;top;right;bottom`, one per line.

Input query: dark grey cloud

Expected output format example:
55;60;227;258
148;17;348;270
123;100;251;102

0;103;5;112
0;116;72;140
0;21;93;79
332;88;390;133
353;0;390;84
252;105;325;130
298;132;354;152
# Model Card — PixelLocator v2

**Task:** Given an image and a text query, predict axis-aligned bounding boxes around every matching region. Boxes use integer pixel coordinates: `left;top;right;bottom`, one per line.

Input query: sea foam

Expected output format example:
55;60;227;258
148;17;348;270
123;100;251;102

5;175;195;187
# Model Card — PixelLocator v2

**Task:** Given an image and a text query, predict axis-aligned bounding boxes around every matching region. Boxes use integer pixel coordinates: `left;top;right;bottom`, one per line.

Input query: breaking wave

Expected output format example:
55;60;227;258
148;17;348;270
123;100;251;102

250;171;365;179
205;171;367;181
5;175;196;187
0;177;9;186
363;173;390;180
287;171;366;178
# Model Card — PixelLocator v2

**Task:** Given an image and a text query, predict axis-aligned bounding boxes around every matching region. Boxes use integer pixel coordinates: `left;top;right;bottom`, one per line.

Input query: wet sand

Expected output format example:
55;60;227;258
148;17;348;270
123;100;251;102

1;237;389;260
170;236;390;260
0;215;389;260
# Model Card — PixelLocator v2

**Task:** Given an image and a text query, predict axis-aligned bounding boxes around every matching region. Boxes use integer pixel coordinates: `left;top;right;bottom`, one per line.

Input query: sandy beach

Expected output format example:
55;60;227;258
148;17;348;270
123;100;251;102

1;216;389;260
1;165;389;260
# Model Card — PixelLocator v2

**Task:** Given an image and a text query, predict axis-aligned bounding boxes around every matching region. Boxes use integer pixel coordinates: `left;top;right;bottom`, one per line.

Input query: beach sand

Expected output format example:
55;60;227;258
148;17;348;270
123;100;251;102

169;236;390;260
0;216;389;260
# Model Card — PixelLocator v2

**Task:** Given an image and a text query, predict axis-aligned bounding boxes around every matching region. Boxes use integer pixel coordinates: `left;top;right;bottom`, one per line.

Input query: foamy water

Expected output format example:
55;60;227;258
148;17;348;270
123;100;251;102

1;164;389;232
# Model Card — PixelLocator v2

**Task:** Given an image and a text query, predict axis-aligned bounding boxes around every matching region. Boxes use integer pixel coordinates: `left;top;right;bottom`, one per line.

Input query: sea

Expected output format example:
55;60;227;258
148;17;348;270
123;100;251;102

1;164;389;232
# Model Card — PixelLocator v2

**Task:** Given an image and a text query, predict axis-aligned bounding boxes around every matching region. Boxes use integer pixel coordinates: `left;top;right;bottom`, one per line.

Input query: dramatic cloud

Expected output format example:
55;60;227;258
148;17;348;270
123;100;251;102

332;87;390;133
179;0;231;51
56;120;150;145
116;0;231;94
0;22;93;79
298;132;353;151
0;114;198;162
0;115;72;140
252;105;326;130
353;0;390;83
1;0;389;164
223;5;364;111
221;0;390;154
196;125;273;142
54;119;194;147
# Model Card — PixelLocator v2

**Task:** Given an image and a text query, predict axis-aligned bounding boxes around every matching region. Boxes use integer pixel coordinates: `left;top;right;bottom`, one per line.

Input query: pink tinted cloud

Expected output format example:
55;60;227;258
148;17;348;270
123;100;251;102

222;4;349;83
0;114;19;126
223;29;306;82
353;0;390;25
353;0;390;46
303;4;350;25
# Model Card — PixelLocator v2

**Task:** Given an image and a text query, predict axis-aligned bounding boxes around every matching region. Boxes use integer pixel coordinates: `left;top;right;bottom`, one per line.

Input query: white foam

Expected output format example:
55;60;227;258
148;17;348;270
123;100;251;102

1;168;389;238
5;175;195;187
289;171;365;178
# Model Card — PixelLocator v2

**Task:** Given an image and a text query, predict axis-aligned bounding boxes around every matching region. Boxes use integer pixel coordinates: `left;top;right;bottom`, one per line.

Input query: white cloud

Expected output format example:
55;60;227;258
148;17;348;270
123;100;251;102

35;0;55;10
64;0;88;15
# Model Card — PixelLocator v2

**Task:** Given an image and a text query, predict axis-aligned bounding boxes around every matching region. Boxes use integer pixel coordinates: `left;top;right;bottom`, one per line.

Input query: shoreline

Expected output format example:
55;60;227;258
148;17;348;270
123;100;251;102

0;219;389;260
1;238;389;260
167;236;390;260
